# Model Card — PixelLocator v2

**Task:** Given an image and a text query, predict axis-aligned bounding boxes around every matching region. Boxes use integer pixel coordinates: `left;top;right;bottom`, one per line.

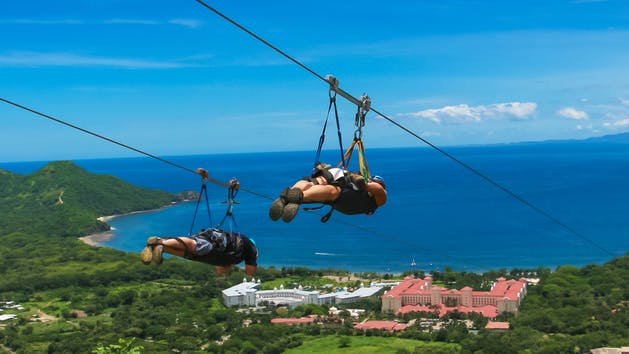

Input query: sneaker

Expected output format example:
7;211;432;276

282;203;300;223
152;245;164;265
285;187;304;204
140;246;153;265
146;236;160;246
269;197;286;221
269;188;290;221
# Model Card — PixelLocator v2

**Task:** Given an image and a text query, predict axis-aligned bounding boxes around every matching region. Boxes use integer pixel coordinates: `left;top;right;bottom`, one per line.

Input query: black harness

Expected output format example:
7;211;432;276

186;229;248;266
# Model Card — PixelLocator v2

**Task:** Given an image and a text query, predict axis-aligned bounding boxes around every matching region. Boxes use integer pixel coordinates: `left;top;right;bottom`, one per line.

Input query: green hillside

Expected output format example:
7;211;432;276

0;161;175;236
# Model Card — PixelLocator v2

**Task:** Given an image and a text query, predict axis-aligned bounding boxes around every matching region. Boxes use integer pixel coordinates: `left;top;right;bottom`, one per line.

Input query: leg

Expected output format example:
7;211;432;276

140;237;196;265
302;184;341;203
292;180;314;191
160;237;196;257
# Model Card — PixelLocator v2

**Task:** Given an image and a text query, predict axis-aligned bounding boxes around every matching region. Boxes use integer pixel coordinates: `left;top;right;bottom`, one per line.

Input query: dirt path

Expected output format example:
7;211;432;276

36;310;57;323
0;344;16;354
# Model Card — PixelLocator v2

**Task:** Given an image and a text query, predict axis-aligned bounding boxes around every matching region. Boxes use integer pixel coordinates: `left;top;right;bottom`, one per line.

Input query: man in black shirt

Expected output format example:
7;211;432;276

140;229;258;276
270;163;387;223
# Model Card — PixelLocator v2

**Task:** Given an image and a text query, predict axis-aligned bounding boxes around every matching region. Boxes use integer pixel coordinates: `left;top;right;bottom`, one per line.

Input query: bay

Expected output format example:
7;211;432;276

3;143;629;272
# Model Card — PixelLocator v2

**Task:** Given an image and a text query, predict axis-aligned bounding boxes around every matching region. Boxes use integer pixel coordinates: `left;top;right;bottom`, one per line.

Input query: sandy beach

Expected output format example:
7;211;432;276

79;229;116;247
79;203;182;247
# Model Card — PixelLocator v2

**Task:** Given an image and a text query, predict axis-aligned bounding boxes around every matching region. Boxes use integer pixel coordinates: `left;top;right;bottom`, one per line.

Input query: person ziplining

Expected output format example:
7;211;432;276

141;169;259;276
270;77;388;223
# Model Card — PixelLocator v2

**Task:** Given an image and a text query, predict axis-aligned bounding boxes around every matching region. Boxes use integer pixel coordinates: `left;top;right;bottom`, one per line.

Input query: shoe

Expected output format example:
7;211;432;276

269;188;289;221
152;245;164;265
146;236;160;246
140;246;153;265
282;203;300;223
270;197;287;221
285;188;303;204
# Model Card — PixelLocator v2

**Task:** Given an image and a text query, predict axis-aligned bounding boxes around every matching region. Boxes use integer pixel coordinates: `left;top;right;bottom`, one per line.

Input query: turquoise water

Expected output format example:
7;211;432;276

4;143;629;272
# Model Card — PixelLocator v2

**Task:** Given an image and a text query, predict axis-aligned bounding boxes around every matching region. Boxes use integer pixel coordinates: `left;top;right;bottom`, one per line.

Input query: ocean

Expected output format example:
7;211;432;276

3;143;629;273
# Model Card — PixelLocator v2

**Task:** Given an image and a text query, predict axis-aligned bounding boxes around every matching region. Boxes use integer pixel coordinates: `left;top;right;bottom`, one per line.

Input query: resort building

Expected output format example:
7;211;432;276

221;278;261;307
485;321;511;331
222;279;384;308
382;276;527;317
256;285;320;307
354;320;407;332
270;316;317;325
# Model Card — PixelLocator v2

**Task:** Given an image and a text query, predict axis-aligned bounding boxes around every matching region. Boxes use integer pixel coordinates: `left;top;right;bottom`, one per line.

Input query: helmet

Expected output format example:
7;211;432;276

370;175;386;190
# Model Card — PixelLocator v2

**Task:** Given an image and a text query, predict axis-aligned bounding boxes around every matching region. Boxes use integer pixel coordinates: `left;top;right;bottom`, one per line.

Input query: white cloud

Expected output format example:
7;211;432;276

557;107;589;120
0;52;189;69
619;98;629;106
403;102;537;124
168;19;203;28
604;118;629;127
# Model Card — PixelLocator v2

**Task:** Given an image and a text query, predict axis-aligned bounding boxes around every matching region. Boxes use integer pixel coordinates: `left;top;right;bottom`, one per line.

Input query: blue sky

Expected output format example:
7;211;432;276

2;0;629;162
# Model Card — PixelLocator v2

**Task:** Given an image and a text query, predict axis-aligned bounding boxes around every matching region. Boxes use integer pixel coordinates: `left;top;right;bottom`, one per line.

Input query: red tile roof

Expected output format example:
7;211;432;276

385;277;526;302
271;317;315;325
485;321;510;330
397;303;498;318
354;320;407;331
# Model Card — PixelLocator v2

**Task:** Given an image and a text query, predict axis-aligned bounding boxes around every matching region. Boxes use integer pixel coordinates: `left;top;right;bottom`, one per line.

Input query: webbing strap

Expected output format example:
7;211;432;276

313;91;345;170
188;182;213;236
217;178;240;233
339;138;371;180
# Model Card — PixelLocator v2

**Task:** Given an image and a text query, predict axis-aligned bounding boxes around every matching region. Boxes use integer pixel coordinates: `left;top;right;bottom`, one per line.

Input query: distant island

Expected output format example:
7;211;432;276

496;131;629;147
0;161;627;353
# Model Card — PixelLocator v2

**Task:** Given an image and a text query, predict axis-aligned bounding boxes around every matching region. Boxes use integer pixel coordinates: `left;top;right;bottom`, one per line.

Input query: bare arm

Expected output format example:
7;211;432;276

366;182;388;206
245;265;257;276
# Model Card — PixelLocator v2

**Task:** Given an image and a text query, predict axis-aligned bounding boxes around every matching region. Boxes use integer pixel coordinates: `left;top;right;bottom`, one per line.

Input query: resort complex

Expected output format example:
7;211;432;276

382;276;528;318
222;278;384;308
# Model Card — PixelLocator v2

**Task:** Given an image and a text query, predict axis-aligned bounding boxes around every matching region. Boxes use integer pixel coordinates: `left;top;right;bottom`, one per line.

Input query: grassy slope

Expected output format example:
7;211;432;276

286;336;461;354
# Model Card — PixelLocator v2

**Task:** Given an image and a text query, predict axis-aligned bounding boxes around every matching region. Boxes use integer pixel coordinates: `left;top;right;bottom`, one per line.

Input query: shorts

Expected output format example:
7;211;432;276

191;235;213;256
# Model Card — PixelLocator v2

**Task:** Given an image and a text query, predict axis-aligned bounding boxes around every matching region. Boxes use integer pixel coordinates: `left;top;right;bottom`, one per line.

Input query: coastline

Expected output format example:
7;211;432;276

78;202;183;247
79;230;116;247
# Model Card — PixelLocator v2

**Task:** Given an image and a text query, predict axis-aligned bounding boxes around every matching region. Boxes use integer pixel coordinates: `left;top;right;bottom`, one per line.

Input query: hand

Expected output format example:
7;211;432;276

197;168;209;180
315;162;332;171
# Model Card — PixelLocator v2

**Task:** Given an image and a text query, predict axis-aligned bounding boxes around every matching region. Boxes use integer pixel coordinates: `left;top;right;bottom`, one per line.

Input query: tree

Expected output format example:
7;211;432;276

92;338;143;354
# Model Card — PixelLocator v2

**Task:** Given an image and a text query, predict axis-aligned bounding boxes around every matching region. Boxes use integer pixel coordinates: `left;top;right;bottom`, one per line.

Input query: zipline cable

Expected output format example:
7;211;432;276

0;97;271;200
192;0;617;258
1;97;488;269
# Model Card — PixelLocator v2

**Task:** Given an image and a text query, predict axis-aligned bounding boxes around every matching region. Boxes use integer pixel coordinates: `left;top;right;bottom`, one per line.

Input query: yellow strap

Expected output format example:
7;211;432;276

357;139;371;180
338;138;371;180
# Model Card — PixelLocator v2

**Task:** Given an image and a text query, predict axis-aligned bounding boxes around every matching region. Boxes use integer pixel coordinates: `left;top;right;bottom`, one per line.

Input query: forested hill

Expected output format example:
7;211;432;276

0;161;175;237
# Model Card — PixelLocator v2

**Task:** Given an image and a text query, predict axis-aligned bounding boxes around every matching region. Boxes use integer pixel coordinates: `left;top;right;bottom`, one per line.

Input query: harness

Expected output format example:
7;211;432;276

306;76;374;222
169;171;245;260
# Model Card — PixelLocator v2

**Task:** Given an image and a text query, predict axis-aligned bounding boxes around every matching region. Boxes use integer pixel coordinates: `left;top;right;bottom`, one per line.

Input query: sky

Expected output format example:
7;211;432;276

2;0;629;162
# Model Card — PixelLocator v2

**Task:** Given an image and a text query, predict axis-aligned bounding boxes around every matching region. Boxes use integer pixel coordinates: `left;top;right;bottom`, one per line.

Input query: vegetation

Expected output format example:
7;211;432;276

0;161;175;236
286;336;461;353
0;161;627;353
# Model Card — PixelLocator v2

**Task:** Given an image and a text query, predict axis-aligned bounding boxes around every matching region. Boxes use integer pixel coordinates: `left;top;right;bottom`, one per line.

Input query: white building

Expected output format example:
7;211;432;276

221;278;260;307
256;285;320;308
222;280;384;308
0;314;17;321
